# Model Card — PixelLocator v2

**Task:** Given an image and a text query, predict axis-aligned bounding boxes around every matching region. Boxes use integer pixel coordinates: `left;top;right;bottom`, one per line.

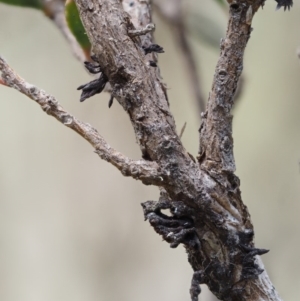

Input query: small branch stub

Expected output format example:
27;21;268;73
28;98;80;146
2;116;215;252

128;23;155;37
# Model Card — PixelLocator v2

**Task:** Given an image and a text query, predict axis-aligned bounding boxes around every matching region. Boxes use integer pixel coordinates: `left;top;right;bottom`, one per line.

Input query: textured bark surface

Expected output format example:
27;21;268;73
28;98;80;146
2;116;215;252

0;56;166;186
73;0;283;301
0;0;285;301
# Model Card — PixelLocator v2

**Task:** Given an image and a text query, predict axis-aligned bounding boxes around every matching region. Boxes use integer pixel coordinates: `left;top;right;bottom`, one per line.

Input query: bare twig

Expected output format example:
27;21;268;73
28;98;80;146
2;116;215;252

122;0;154;47
42;0;87;63
153;0;206;113
0;56;165;186
179;122;187;139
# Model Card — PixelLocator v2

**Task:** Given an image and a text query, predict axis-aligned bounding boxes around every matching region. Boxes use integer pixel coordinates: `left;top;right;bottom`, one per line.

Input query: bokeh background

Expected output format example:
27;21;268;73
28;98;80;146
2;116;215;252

0;1;300;300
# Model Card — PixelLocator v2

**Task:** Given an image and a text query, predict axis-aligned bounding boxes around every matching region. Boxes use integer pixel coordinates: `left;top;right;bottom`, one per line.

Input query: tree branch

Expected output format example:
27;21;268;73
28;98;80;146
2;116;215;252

71;0;280;301
73;0;283;300
198;3;257;176
121;0;169;103
0;56;165;186
75;0;197;196
1;0;286;300
42;0;87;63
122;0;154;47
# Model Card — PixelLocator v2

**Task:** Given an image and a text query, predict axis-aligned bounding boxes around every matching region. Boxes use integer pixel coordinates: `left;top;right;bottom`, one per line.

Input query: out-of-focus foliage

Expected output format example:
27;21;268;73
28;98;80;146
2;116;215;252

213;0;227;8
0;0;91;57
187;11;224;49
65;0;91;55
186;0;226;49
0;0;41;9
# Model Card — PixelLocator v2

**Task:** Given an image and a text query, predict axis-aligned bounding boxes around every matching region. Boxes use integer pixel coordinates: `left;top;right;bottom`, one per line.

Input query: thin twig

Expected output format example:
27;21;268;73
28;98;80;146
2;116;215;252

0;56;165;185
179;122;187;139
42;0;87;63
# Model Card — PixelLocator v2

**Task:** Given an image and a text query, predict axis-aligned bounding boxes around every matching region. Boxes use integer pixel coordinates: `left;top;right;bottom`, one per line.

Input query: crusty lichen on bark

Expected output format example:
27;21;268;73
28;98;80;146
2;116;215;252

0;0;286;300
73;0;284;301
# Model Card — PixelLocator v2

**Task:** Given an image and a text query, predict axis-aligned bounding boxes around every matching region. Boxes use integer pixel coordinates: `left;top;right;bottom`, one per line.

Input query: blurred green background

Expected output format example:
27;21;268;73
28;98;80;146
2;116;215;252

0;1;299;300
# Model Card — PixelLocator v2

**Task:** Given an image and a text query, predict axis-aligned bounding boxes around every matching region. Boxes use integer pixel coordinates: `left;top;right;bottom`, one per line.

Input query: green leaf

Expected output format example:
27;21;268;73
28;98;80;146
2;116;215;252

0;0;42;9
65;0;91;54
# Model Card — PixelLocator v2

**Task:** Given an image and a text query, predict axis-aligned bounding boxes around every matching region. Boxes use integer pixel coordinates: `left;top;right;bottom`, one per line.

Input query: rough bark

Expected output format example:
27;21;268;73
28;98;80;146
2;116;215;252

73;0;282;301
0;56;165;186
0;0;285;301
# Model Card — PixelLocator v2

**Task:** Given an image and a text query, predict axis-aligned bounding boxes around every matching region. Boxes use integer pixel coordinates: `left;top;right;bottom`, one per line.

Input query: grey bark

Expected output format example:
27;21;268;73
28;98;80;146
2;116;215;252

0;0;285;300
74;0;283;301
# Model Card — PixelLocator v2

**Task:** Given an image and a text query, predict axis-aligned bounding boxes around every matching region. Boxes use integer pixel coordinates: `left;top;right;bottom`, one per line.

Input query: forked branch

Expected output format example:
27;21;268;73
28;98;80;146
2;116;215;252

0;0;289;300
73;0;284;300
0;56;164;186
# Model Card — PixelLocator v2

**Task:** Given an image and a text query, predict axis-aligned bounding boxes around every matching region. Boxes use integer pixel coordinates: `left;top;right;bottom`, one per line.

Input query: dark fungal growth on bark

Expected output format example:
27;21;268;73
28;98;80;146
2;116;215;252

142;199;199;249
142;43;164;55
0;0;294;299
108;94;114;108
77;74;108;102
275;0;293;10
142;198;270;301
148;60;157;67
77;56;108;102
71;0;289;300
